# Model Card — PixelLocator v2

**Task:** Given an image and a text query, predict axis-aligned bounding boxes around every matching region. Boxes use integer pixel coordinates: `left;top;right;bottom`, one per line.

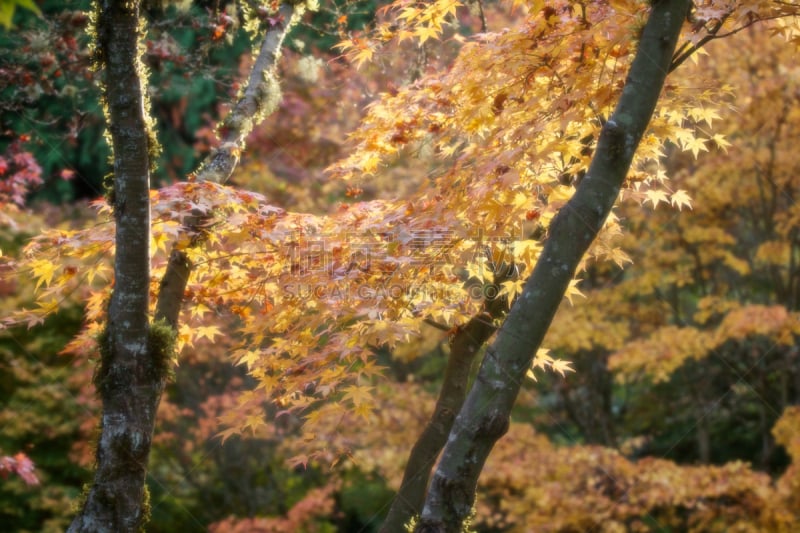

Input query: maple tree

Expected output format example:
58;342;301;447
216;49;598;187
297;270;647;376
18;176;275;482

2;0;800;531
405;2;691;528
542;21;800;467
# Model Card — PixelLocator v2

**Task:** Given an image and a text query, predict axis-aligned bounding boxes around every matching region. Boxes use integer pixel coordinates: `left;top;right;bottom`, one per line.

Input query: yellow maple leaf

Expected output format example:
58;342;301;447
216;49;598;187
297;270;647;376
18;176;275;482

236;349;261;370
528;346;573;380
689;106;721;127
30;259;57;290
178;323;194;350
644;189;669;208
500;278;525;304
151;232;169;254
670;189;692;211
195;324;221;342
682;136;708;158
351;43;375;69
415;24;442;44
550;358;574;377
607;247;632;268
564;278;585;305
712;133;731;153
342;384;373;407
353;402;374;420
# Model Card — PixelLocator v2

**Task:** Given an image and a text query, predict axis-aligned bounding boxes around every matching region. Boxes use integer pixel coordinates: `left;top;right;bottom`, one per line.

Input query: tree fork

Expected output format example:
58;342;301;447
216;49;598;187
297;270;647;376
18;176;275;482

155;3;299;328
381;266;513;532
415;1;692;530
70;3;303;531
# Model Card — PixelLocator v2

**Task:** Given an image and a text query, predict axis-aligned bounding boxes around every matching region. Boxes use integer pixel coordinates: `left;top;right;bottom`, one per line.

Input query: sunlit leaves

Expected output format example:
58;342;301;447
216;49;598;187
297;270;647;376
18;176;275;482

711;132;732;152
609;325;714;383
326;0;739;284
670;189;692;210
682;135;709;158
643;188;669;208
29;259;57;291
527;347;573;381
333;36;375;69
336;0;462;66
5;0;800;454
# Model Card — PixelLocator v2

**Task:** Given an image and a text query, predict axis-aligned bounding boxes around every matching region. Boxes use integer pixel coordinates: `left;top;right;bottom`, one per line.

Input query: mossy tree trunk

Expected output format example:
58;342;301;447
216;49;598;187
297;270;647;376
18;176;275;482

68;0;158;531
67;2;299;530
414;1;691;531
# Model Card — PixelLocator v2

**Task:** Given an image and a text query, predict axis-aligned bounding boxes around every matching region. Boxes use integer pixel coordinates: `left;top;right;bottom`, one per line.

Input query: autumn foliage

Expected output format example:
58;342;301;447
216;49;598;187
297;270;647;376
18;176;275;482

1;0;800;531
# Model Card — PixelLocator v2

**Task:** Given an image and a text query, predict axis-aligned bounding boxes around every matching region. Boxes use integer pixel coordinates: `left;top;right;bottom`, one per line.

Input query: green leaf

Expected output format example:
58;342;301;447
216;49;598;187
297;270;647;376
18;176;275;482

0;0;41;29
0;2;14;28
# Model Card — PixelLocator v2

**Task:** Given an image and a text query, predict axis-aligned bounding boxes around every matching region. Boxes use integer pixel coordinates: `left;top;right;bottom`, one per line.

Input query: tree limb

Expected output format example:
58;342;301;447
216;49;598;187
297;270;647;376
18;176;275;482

415;1;691;530
195;4;297;185
381;266;513;532
154;5;299;329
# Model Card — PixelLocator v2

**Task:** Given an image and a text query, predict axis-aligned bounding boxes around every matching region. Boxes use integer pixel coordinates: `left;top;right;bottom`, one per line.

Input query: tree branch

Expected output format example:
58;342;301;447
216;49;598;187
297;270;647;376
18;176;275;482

415;1;691;530
154;5;299;329
381;267;512;532
195;4;297;184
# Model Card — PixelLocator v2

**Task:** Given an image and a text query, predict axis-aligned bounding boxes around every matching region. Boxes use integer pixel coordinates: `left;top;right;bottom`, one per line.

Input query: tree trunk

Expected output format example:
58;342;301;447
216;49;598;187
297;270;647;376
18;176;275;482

415;2;691;530
68;4;300;530
69;0;157;531
381;269;511;532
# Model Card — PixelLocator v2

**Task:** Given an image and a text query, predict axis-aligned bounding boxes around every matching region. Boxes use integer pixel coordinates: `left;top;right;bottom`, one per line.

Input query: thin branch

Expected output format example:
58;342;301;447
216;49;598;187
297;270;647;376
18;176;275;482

195;4;298;184
669;14;729;73
155;5;299;328
474;0;487;33
669;12;793;73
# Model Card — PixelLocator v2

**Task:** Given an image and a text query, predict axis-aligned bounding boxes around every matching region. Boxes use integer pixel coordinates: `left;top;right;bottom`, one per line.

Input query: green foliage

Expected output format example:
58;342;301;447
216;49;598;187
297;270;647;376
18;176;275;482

0;0;255;202
334;468;394;532
0;0;106;202
0;306;92;532
0;0;40;28
146;428;332;531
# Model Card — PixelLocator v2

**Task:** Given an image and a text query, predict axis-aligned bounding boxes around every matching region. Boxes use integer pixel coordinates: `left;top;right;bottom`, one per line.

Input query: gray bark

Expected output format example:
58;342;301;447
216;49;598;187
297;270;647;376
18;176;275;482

69;4;299;531
381;267;512;532
69;0;156;531
155;4;298;328
415;1;691;530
